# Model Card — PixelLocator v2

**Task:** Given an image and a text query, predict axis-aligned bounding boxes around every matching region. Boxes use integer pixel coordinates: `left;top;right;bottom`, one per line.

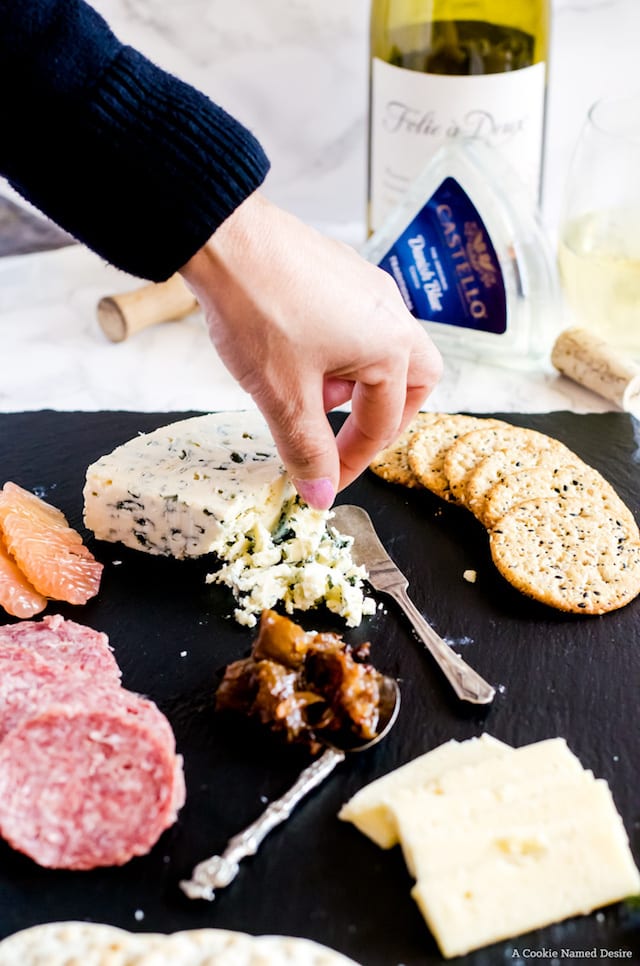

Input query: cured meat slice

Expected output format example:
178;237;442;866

0;616;121;739
0;614;120;681
0;677;176;754
0;616;185;870
0;689;185;870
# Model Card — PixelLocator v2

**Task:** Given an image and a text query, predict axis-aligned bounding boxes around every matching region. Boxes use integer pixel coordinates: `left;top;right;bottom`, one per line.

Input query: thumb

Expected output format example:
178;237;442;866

263;404;340;511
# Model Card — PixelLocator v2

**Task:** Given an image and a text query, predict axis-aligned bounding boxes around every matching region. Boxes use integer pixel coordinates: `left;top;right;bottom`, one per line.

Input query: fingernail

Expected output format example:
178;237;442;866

293;477;336;510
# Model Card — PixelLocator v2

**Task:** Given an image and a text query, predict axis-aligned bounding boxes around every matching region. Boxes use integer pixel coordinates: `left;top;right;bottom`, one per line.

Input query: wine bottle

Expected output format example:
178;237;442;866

368;0;550;233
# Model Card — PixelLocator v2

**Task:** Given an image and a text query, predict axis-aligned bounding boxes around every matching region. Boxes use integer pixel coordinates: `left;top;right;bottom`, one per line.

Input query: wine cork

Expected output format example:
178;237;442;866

97;274;199;343
551;327;640;416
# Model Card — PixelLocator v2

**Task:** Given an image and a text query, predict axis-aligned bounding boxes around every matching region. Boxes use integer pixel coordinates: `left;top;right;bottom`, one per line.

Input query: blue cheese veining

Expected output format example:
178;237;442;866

207;494;375;627
83;412;374;627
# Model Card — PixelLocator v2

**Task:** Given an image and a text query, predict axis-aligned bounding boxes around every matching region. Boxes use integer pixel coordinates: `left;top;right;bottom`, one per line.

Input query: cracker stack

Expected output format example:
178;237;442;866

0;923;361;966
370;413;640;614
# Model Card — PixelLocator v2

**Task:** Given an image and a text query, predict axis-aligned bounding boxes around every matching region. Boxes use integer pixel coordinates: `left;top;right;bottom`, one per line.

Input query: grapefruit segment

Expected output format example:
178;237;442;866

0;536;47;618
0;483;102;606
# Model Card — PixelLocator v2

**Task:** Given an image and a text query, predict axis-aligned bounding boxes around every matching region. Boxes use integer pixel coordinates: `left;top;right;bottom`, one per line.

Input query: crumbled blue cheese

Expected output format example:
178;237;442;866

84;412;374;627
207;494;375;627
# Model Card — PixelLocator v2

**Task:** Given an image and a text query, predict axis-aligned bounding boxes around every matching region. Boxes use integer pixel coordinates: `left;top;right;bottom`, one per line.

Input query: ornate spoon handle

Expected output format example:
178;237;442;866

180;747;344;901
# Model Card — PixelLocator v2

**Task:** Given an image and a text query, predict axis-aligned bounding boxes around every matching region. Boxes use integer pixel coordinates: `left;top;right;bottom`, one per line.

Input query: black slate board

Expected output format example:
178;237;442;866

0;409;638;965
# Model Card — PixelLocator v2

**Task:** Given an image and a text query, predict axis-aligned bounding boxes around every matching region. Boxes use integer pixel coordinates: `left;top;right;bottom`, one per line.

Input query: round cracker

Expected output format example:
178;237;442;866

407;414;506;502
255;935;361;965
137;928;256;965
484;462;640;533
443;425;574;507
0;923;361;966
0;921;151;965
489;497;640;614
465;447;576;524
369;412;444;488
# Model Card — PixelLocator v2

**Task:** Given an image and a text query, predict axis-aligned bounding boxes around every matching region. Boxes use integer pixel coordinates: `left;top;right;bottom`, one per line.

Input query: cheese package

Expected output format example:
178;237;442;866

338;734;509;848
83;412;374;627
339;733;640;958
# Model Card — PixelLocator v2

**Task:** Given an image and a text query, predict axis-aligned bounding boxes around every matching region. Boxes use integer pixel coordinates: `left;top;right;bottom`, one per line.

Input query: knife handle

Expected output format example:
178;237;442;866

390;584;496;705
97;274;199;342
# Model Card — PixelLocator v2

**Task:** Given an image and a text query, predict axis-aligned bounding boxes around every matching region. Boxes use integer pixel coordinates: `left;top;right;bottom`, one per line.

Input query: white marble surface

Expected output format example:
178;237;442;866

1;0;639;417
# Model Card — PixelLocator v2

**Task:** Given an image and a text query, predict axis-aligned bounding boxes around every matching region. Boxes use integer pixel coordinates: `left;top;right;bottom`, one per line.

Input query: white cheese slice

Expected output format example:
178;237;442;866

338;734;510;849
412;779;640;959
394;771;598;881
388;737;584;876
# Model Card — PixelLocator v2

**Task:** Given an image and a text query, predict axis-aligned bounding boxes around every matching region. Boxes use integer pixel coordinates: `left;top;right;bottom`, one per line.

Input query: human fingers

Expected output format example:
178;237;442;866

323;377;355;413
335;330;442;490
253;382;342;511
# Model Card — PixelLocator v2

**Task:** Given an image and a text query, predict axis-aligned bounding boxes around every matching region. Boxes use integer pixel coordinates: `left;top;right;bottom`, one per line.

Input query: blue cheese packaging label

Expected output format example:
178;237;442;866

376;176;507;334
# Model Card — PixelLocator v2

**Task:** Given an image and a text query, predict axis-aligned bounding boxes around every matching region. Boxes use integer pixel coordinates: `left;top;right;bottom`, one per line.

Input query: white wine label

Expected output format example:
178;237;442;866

376;175;507;334
370;58;546;231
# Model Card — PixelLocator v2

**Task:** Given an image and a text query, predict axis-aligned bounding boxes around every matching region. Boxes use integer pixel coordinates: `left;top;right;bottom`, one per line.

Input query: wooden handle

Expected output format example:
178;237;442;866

97;274;199;342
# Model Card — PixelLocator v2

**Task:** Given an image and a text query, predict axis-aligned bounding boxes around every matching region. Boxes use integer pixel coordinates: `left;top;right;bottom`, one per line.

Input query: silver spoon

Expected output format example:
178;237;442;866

180;674;401;901
331;504;495;705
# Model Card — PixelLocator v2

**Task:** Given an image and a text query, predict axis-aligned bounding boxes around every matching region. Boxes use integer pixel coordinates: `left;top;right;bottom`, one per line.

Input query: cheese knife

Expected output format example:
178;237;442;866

332;504;495;705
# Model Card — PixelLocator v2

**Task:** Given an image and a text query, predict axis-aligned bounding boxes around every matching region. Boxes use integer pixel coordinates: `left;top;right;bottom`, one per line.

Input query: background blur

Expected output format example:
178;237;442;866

1;0;635;416
83;0;640;241
3;0;639;247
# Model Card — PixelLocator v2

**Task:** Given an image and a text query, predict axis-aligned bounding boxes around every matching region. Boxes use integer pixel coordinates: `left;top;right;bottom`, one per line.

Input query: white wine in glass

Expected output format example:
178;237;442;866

558;95;640;356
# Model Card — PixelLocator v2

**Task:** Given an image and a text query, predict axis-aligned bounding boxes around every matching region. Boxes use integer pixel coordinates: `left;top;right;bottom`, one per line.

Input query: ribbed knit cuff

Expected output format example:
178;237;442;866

82;47;271;280
5;30;270;280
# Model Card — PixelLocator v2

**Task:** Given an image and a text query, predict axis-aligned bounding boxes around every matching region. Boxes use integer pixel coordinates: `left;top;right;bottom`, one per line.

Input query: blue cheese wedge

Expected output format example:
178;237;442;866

83;412;290;558
83;412;374;627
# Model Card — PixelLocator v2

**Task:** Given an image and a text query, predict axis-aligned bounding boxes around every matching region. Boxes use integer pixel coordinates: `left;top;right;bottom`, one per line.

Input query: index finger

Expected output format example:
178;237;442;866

334;369;408;492
334;337;442;491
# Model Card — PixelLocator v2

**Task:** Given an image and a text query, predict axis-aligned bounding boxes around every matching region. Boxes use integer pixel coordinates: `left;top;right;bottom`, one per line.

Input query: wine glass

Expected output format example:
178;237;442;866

557;94;640;357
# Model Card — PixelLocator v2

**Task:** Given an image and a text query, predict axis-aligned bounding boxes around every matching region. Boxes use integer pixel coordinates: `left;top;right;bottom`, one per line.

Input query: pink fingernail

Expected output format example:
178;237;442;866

294;477;336;510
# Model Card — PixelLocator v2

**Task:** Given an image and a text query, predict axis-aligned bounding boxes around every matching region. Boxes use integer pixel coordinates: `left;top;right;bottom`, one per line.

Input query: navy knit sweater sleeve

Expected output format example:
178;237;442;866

0;0;270;280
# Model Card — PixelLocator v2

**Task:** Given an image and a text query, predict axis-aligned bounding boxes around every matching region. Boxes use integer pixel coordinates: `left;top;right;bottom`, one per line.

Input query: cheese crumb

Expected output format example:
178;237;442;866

463;569;477;583
206;495;374;628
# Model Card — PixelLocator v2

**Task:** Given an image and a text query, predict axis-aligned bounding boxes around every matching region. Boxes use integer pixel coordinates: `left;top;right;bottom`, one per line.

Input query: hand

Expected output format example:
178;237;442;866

180;191;442;509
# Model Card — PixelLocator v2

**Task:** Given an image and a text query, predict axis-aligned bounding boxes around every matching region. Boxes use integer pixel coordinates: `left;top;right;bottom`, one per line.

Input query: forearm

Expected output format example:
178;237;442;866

0;0;270;280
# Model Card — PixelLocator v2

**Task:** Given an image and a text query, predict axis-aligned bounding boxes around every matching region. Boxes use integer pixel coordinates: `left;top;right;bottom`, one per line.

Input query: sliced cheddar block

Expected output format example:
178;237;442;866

412;779;640;958
388;737;584;876
338;733;509;849
395;771;598;881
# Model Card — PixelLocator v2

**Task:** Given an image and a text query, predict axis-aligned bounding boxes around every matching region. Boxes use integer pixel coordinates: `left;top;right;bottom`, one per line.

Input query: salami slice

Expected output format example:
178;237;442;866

0;663;87;740
0;614;120;681
0;615;122;740
0;677;176;754
0;690;185;870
